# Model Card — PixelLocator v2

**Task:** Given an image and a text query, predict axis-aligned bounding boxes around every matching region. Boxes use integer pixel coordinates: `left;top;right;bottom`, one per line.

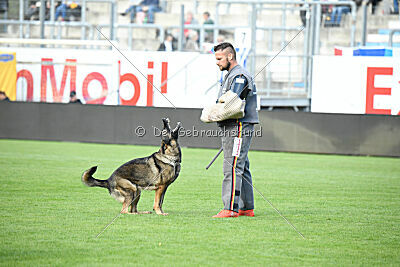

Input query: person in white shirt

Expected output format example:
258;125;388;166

158;34;175;52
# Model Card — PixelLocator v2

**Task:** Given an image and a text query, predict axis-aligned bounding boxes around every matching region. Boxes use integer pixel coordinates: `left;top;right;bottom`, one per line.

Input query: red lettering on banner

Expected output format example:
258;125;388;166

17;70;34;101
118;60;140;106
40;58;76;102
147;61;154;106
334;48;342;56
161;62;168;93
82;72;108;104
366;67;392;115
120;74;140;106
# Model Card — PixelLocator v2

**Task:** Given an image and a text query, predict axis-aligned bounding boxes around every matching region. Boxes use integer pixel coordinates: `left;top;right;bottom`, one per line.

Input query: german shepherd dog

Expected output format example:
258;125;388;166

82;118;181;215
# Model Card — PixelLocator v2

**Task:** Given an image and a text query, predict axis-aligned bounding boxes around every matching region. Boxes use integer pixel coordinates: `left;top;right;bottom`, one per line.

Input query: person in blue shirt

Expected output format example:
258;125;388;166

121;0;161;23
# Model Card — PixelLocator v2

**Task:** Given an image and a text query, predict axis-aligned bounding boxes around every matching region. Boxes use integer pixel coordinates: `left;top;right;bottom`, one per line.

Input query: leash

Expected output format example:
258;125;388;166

205;147;223;170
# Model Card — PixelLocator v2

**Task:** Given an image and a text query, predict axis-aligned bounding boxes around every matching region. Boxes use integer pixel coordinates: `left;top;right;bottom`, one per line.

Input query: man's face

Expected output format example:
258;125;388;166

215;49;230;71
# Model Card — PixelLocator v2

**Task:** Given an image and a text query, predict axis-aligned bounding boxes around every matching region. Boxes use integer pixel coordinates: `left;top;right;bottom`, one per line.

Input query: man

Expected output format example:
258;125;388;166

158;34;175;51
212;42;259;218
135;0;161;24
326;0;351;27
0;0;8;13
120;0;141;23
202;11;214;42
184;31;199;52
55;0;80;21
184;11;198;41
0;91;10;101
69;91;82;104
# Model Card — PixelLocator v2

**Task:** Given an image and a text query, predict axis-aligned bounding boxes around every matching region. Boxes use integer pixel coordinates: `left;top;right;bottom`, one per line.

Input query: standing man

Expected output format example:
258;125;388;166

202;11;214;42
212;42;259;218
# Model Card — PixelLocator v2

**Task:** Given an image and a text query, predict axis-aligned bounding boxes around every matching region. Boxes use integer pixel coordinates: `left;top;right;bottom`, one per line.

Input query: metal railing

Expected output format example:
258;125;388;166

97;23;165;50
13;0;116;40
389;29;400;47
0;37;113;47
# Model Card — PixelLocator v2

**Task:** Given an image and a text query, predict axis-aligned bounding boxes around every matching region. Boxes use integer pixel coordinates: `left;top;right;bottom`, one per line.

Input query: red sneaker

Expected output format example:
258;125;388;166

212;210;239;218
239;209;254;217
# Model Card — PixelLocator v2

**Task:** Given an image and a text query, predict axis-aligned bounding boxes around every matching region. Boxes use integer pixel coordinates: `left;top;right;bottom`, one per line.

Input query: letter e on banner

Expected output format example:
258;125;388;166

366;67;392;115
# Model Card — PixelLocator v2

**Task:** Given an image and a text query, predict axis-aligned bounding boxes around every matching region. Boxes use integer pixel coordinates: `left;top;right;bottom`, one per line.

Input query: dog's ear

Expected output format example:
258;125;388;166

172;122;182;139
162;118;171;132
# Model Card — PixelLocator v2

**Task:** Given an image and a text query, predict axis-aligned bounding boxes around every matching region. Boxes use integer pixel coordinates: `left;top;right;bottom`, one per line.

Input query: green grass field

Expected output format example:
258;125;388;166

0;139;399;266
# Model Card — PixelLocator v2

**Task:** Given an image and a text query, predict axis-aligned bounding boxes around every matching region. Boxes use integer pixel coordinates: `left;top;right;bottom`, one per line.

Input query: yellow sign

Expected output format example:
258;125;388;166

0;52;17;101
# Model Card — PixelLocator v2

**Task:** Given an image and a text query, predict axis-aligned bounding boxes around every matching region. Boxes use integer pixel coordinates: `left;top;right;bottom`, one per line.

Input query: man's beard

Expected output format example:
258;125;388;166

221;61;230;71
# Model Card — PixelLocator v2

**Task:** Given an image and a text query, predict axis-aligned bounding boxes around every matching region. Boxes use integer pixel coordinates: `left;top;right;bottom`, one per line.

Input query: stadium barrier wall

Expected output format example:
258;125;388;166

0;101;399;157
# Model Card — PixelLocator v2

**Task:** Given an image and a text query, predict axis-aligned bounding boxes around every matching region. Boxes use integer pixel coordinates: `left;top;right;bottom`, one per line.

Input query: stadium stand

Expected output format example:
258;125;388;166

2;1;399;49
1;0;399;109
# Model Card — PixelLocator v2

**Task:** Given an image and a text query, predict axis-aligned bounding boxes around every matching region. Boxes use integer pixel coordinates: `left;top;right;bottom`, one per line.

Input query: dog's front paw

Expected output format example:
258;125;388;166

128;211;152;215
154;209;168;216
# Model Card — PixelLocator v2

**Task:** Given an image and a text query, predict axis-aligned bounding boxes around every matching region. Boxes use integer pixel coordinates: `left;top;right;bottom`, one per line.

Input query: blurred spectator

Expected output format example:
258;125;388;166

0;0;8;13
55;0;81;21
0;0;6;32
203;11;214;42
299;0;329;27
0;91;10;101
184;31;199;52
392;0;399;14
184;11;198;41
26;1;39;20
137;0;161;23
120;0;141;23
120;0;161;23
26;1;51;20
217;35;225;44
158;34;176;51
368;0;381;14
299;3;306;26
69;91;82;104
170;29;180;49
121;0;161;23
326;0;351;27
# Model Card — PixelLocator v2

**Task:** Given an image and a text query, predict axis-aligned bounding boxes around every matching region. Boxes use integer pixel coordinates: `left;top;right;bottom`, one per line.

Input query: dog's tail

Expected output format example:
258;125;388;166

81;166;109;189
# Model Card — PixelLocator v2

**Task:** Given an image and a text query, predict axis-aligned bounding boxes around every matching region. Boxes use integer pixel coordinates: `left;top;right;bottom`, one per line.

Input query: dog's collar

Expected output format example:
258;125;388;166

156;154;180;167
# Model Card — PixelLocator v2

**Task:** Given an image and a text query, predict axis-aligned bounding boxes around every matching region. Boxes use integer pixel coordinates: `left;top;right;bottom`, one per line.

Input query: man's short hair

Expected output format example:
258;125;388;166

214;42;236;60
70;91;76;97
203;11;210;17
